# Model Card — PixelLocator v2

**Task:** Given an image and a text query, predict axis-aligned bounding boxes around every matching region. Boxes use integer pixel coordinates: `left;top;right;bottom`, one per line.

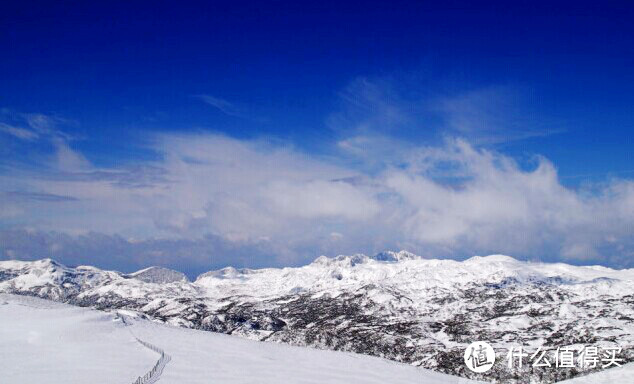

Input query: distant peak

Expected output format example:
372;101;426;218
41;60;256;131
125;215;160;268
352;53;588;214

195;266;253;281
465;254;518;264
371;250;421;262
311;250;421;267
310;253;370;267
130;266;189;284
37;258;62;266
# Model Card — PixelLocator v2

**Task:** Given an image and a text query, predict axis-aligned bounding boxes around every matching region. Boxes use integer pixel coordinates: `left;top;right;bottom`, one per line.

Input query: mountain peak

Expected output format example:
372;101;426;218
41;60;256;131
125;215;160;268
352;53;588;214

371;250;420;262
464;254;518;264
35;258;62;267
129;266;189;284
311;250;421;267
195;266;256;282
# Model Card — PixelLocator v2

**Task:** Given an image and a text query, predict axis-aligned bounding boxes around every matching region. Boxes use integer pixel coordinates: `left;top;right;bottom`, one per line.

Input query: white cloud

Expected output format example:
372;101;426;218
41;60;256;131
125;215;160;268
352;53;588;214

0;123;39;141
2;132;633;270
329;77;564;148
194;94;248;118
52;137;91;171
434;85;558;143
23;112;72;136
1;92;633;271
263;180;379;220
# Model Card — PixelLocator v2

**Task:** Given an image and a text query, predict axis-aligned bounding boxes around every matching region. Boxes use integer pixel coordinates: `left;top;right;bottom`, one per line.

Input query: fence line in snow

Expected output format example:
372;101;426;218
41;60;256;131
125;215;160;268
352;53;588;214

132;338;171;384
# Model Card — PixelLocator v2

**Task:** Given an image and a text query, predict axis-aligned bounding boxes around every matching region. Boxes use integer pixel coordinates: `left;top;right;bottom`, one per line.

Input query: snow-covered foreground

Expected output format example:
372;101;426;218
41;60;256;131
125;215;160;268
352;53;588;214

0;294;481;383
0;294;157;383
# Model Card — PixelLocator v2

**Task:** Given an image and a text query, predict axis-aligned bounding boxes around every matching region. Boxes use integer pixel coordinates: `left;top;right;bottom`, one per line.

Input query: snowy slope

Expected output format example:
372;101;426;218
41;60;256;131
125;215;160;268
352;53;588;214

1;252;633;383
0;293;481;384
0;294;157;383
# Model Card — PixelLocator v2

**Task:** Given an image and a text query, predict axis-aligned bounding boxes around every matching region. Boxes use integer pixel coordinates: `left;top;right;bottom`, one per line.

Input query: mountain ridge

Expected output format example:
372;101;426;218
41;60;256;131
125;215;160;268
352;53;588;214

1;252;633;383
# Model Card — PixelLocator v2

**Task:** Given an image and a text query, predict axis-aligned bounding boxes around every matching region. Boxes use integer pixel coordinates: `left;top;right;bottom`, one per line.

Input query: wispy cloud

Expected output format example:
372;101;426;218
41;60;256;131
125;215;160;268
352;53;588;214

327;77;417;136
0;109;74;138
3;191;79;202
328;77;564;147
435;85;565;144
51;137;90;171
0;109;87;171
0;122;39;141
194;94;249;118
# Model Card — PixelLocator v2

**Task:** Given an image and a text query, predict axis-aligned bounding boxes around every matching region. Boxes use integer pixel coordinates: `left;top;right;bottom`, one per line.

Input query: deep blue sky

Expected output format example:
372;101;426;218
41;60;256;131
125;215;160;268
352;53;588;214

1;1;632;180
1;1;633;273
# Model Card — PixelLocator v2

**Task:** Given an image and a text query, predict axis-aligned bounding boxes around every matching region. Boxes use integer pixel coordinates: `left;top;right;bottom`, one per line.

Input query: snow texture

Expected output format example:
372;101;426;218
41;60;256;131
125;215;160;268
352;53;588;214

0;293;481;383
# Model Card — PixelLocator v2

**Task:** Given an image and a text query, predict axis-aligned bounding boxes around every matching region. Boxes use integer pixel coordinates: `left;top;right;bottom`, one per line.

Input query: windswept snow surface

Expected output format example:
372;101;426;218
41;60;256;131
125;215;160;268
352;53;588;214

1;253;634;383
0;294;481;384
0;294;157;383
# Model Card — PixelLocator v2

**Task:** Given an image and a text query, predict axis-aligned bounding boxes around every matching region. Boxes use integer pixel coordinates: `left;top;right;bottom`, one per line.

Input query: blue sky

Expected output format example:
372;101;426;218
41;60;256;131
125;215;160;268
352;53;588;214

1;1;633;276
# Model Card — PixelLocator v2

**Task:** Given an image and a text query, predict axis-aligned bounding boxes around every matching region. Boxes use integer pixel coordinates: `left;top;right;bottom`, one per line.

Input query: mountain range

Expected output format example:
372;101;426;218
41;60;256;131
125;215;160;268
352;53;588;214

1;252;633;383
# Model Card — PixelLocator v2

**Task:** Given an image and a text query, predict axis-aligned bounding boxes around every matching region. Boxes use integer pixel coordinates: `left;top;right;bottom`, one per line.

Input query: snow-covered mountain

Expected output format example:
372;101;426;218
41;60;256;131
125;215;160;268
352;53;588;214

1;252;633;383
1;293;484;384
130;266;189;284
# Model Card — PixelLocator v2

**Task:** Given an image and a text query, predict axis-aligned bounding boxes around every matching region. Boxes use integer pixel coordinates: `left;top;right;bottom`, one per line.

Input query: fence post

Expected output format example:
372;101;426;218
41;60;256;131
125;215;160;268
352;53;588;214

130;339;169;384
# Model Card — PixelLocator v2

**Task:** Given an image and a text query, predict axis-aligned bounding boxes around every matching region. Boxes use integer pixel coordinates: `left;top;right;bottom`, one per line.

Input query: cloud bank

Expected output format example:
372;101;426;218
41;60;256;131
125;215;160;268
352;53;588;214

1;125;633;274
1;75;632;275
